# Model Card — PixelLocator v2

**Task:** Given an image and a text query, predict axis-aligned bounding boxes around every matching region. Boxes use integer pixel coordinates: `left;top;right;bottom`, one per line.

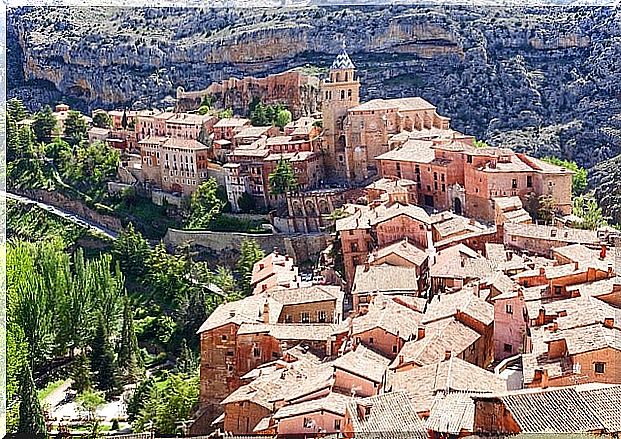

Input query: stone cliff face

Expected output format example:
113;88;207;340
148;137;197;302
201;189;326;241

7;5;621;168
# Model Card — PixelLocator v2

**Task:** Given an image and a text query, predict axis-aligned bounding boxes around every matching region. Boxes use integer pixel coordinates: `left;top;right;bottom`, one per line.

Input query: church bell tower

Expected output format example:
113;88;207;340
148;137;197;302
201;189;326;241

321;43;360;182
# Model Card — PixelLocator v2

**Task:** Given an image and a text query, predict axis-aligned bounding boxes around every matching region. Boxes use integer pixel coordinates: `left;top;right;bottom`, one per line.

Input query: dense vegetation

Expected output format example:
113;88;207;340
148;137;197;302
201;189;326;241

249;97;292;129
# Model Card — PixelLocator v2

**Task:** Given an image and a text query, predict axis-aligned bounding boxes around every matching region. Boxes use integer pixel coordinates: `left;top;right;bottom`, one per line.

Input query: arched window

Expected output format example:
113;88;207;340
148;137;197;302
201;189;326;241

340;90;345;100
345;72;349;81
348;89;352;98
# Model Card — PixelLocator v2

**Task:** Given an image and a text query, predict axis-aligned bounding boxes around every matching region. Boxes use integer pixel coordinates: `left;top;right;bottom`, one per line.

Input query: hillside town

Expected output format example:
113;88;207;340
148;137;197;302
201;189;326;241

9;43;621;438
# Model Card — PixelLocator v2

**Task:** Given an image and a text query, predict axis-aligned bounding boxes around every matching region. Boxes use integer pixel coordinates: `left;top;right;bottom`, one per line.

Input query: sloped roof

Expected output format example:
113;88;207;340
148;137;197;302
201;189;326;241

426;391;480;434
331;45;355;70
387;356;507;414
273;392;350;419
352;264;420;295
499;388;603;433
390;318;481;369
346;391;427;439
333;344;391;384
197;295;283;333
369;239;429;267
423;288;494;327
352;295;424;339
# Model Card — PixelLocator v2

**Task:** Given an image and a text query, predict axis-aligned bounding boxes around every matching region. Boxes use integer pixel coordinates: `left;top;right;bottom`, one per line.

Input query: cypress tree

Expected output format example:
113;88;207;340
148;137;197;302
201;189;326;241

90;315;119;396
17;363;47;435
176;338;196;375
71;352;92;394
117;297;142;383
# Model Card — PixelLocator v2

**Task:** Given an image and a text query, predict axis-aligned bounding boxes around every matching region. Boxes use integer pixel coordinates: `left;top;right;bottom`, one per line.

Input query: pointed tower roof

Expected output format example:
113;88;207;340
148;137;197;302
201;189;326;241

330;42;355;70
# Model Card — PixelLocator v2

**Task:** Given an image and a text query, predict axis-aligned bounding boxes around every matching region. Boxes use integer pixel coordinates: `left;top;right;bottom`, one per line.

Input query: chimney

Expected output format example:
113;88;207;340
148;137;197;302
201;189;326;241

604;317;614;329
263;300;270;324
417;327;425;340
574;261;579;271
600;244;607;260
537;308;545;326
285;254;290;261
262;283;267;292
274;247;279;256
364;262;370;272
539;267;545;276
444;350;452;361
541;369;549;389
547;322;558;332
398;355;404;366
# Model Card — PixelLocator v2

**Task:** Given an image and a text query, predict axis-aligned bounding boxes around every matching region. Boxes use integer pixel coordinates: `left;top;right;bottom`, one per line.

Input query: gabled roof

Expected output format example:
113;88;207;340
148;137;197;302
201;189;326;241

346;391;427;439
333;344;391;384
387;356;507;414
369;239;429;268
426;391;480;434
368;202;432;226
197;295;283;333
352;295;424;339
423;287;494;327
273;392;350;419
390;318;481;369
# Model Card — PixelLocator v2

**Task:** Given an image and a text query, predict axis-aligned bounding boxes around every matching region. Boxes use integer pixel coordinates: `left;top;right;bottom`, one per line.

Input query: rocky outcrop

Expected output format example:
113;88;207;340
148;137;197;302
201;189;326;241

7;6;621;168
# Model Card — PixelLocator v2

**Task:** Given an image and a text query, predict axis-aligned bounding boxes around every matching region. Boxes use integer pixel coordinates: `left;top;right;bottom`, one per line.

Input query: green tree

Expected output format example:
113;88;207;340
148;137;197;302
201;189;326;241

186;178;224;229
72;352;93;394
127;377;156;423
64;110;89;145
238;191;257;213
8;97;29;121
90;315;119;396
472;138;490;148
217;108;233;119
269;158;298;195
236;239;265;296
537;194;556;224
275;108;292;129
572;195;607;230
197;105;210;115
117;297;143;383
176;338;197;374
77;390;105;422
17;363;47;436
92;112;112;128
112;223;152;283
32;105;57;142
541;156;588;196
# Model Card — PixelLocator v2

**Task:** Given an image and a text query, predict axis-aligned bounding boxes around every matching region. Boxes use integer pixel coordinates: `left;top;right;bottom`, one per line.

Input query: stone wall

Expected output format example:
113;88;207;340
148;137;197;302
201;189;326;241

163;228;331;264
16;189;123;232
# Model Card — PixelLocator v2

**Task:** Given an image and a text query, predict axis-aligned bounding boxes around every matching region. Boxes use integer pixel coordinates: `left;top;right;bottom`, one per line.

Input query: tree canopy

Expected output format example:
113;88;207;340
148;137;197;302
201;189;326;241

236;238;266;296
92;111;112;129
32;106;57;143
269;158;298;195
186;178;224;229
64;110;89;145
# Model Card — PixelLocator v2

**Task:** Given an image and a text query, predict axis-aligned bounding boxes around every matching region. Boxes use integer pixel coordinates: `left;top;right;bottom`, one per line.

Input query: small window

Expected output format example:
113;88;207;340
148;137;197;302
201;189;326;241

369;337;374;344
434;172;438;181
527;176;533;187
392;345;398;353
434;182;438;190
253;347;261;358
334;419;341;430
301;312;310;323
350;243;359;252
441;184;446;192
504;344;513;353
467;155;473;163
226;350;234;357
512;179;518;189
554;286;562;296
285;315;292;323
348;230;354;236
303;417;313;428
318;310;327;323
594;362;605;374
506;304;513;314
221;335;228;342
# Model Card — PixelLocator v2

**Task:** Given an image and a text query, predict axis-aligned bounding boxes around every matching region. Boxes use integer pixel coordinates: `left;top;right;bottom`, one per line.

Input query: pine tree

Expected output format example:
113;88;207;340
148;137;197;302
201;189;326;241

90;315;119;396
17;363;47;435
112;223;151;283
72;351;93;394
32;105;57;143
117;297;142;384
